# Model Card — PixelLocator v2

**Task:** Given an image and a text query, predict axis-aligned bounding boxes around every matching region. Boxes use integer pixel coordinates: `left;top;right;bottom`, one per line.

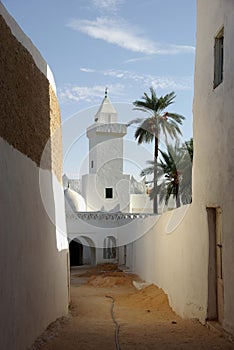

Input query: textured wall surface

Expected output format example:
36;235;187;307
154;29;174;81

49;85;63;181
0;14;50;167
0;3;68;350
0;13;62;179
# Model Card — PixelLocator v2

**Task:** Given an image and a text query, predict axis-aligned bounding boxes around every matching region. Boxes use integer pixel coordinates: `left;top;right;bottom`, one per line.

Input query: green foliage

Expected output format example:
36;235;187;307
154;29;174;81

183;138;193;161
129;87;185;213
131;88;185;146
141;139;193;208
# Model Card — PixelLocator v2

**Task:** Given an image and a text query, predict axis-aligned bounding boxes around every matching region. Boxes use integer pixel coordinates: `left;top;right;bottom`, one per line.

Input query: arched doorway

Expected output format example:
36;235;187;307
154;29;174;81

103;236;117;260
69;239;83;266
80;236;96;266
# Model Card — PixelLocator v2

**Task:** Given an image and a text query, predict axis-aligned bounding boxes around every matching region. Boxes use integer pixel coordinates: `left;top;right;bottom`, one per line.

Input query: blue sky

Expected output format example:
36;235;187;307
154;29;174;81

2;0;196;179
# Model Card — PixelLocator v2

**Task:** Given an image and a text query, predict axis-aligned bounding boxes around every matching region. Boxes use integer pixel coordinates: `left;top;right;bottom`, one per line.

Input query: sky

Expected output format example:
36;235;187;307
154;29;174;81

2;0;196;180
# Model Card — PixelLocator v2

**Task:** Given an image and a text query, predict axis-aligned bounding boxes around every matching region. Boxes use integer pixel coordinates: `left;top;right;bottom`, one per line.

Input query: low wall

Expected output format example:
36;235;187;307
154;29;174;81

131;204;209;323
0;139;69;350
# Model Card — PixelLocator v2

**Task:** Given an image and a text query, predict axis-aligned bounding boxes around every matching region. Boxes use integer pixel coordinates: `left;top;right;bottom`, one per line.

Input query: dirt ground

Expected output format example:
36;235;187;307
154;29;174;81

31;265;234;350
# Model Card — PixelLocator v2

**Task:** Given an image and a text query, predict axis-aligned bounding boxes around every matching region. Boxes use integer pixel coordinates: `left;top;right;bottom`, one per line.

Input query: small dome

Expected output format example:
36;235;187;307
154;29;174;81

64;188;86;212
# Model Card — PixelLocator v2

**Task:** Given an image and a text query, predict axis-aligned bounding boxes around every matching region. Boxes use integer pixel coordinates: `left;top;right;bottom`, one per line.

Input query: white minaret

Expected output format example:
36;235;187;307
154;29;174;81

82;89;130;212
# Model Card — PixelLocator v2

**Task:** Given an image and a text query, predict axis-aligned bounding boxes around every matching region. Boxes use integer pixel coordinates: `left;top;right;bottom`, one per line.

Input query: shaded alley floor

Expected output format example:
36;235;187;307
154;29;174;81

32;265;234;350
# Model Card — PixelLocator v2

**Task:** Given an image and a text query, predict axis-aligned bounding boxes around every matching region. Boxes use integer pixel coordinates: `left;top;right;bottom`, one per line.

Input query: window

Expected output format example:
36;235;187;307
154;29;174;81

214;28;224;88
105;187;113;199
91;160;94;168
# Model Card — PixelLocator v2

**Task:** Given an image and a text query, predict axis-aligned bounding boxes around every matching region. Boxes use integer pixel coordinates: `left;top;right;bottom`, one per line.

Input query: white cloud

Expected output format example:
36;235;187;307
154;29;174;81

123;56;152;64
100;69;194;91
59;83;125;104
91;0;123;13
80;67;95;73
67;17;195;55
150;76;193;91
103;69;142;82
59;70;192;108
67;17;156;54
63;67;193;99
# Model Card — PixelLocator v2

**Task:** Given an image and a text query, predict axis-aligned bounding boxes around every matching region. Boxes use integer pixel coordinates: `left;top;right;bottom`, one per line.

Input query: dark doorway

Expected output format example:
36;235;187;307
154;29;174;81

69;240;83;266
207;207;224;324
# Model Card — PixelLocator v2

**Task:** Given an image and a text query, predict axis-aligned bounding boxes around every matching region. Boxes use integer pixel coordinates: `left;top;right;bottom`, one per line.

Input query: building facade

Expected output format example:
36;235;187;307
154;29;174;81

65;93;155;266
193;0;234;334
129;0;234;337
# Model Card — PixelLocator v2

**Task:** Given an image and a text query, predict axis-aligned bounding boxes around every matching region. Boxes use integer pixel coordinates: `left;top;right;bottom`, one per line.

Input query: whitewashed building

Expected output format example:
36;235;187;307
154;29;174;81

127;0;234;338
64;92;156;266
82;91;131;212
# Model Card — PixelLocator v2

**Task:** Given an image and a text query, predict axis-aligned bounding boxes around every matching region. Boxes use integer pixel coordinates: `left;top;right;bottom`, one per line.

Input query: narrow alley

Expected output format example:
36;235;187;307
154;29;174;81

31;265;234;350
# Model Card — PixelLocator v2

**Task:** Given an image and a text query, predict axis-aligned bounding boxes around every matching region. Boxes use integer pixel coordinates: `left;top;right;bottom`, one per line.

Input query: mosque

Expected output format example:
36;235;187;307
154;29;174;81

63;90;154;214
63;90;154;266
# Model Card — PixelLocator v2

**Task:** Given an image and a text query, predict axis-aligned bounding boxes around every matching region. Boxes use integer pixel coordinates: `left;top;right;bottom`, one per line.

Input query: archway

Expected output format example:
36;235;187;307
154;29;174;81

69;239;83;266
80;236;96;266
103;236;117;260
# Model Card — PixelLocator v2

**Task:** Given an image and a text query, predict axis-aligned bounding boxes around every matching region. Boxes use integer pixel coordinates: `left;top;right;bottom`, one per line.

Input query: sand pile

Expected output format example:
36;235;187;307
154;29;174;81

117;284;170;310
73;264;120;279
73;270;98;278
87;271;132;287
97;263;120;272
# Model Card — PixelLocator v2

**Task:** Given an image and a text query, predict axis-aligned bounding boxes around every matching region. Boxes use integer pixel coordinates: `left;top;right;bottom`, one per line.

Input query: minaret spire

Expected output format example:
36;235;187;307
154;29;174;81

94;88;117;123
105;87;108;98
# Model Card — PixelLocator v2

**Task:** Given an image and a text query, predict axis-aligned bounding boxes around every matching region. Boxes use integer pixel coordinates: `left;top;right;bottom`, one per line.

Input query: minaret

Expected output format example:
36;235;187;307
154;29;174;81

82;90;130;212
94;87;118;124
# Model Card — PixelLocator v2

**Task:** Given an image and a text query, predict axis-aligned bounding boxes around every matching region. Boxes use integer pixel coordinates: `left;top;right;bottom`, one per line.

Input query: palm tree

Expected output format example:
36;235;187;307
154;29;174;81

129;87;185;213
141;142;182;208
182;138;193;162
141;140;193;209
180;138;193;204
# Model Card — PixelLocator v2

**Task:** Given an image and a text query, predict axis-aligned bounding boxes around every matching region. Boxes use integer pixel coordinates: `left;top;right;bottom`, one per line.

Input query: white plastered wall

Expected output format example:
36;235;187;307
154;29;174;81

193;0;234;334
130;205;209;323
130;0;234;336
0;139;69;350
84;124;130;212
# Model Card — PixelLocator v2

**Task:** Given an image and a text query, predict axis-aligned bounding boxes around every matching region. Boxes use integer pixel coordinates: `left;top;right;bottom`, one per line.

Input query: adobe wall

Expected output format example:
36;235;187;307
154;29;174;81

193;0;234;335
131;0;234;337
0;2;68;349
131;205;209;323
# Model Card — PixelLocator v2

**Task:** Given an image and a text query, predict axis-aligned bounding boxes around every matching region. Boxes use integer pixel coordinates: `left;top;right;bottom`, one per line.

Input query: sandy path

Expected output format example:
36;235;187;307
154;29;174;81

31;265;234;350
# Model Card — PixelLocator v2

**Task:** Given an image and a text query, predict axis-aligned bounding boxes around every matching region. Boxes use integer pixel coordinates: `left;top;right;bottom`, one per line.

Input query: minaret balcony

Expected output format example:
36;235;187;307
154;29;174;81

87;123;127;138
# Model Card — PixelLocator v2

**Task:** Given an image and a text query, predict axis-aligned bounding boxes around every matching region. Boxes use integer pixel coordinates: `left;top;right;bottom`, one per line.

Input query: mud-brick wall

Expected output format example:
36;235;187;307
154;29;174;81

49;85;63;181
0;12;62;180
0;3;68;350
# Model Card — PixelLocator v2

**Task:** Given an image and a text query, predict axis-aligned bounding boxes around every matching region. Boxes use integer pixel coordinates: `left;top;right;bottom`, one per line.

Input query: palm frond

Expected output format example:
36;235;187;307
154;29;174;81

157;92;176;111
140;166;155;177
135;126;154;144
167;112;185;124
126;118;144;127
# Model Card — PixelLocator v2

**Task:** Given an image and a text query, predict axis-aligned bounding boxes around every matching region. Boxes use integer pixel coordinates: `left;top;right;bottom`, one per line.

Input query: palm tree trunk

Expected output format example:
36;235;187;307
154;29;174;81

176;184;181;208
153;136;158;214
